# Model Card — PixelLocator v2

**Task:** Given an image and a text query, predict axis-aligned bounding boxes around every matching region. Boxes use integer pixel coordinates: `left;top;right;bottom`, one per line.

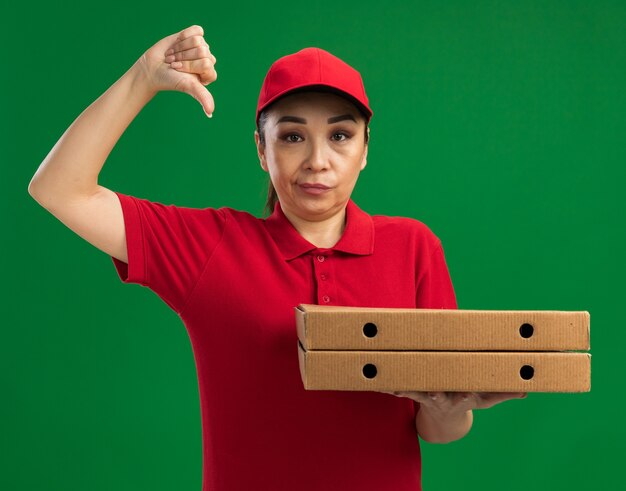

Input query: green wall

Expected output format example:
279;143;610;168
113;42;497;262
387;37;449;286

3;1;624;489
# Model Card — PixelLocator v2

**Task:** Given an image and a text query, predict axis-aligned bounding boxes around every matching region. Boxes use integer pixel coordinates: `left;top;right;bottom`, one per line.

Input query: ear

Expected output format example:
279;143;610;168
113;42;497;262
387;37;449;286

360;128;369;171
254;130;268;172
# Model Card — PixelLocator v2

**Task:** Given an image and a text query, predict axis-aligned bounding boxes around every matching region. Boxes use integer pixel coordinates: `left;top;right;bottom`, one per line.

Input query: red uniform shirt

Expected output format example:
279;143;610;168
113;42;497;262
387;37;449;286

111;192;457;491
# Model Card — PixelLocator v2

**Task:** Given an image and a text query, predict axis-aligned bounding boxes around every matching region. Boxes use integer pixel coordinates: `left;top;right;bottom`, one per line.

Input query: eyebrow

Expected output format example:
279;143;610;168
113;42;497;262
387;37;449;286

276;114;357;125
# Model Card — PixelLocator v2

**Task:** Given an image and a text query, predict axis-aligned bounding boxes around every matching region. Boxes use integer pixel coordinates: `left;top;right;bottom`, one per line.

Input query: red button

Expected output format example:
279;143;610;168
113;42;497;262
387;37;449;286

322;295;330;303
320;274;327;280
317;255;325;262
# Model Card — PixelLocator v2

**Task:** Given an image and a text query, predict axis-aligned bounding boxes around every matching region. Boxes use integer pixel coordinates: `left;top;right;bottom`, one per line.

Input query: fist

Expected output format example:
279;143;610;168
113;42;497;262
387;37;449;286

138;24;217;117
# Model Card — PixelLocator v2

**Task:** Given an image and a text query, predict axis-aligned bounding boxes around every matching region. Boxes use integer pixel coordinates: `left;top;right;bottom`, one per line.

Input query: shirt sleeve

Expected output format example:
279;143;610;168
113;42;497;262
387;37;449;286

110;191;226;314
415;240;458;310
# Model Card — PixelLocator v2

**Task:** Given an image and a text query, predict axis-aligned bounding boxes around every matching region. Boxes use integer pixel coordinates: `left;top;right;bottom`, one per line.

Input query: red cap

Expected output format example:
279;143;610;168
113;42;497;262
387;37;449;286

256;47;373;126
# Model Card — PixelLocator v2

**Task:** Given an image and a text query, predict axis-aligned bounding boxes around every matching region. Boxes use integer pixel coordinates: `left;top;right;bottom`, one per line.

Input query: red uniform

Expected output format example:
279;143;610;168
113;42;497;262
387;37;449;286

111;192;457;490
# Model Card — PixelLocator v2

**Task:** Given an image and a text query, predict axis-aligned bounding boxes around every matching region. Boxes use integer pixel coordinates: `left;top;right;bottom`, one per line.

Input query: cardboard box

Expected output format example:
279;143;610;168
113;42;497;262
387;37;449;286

295;305;591;393
296;304;590;351
297;344;591;392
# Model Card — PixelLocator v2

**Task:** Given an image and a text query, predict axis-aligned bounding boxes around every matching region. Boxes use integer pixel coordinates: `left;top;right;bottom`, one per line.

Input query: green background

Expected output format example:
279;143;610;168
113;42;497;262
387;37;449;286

3;0;624;489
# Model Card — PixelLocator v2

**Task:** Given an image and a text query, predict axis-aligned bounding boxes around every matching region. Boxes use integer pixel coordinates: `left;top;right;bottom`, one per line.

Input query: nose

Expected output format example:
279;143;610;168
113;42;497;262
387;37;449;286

304;137;330;172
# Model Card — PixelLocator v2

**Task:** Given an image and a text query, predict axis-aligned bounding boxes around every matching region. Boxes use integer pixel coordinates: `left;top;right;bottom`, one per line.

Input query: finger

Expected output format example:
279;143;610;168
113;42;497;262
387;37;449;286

166;35;212;58
174;25;205;44
427;391;445;402
488;392;527;401
198;64;218;86
392;391;431;405
171;58;217;82
170;57;215;74
166;44;216;65
186;80;215;118
449;392;471;405
406;391;442;406
476;392;526;408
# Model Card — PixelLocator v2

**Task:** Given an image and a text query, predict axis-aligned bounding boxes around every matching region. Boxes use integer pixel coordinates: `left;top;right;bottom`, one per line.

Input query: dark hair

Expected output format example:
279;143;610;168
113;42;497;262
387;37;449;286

257;92;370;217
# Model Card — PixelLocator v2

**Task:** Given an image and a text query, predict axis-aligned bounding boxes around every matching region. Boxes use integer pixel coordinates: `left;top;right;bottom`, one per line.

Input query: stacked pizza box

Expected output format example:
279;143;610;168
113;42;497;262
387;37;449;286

295;305;591;392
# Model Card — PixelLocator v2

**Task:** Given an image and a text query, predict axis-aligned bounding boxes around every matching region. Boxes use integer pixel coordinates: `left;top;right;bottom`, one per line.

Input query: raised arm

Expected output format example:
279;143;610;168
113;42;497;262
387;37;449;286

28;24;217;263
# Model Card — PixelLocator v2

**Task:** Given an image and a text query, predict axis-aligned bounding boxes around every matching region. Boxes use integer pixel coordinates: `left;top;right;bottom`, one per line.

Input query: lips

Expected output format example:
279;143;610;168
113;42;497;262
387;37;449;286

300;183;330;189
298;182;332;196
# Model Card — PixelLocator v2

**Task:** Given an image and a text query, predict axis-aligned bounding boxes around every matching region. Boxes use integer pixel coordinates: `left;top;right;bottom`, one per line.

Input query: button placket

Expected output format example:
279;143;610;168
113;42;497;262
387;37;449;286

312;250;336;305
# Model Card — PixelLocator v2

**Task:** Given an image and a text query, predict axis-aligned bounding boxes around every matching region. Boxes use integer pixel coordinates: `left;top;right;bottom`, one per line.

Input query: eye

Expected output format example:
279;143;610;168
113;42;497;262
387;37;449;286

332;131;350;142
282;133;303;143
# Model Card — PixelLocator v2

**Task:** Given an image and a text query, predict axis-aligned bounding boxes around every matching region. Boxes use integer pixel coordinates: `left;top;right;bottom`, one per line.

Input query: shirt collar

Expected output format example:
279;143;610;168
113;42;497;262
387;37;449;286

264;199;375;261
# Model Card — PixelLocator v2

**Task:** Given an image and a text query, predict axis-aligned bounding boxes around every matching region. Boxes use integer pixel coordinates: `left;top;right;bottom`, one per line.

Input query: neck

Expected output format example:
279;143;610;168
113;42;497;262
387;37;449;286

282;205;347;249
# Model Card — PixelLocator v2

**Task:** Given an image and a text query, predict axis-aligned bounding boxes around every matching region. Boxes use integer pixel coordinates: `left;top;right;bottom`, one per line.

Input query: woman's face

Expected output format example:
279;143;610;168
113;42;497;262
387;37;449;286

254;91;369;222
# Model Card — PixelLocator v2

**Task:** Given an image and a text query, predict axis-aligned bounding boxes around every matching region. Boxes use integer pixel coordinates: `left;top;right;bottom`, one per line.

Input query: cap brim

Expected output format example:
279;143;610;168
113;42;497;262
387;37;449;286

257;83;372;124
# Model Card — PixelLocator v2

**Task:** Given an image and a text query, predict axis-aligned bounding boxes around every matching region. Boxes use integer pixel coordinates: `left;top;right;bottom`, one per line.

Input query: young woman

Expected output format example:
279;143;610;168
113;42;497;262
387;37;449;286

29;24;526;491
